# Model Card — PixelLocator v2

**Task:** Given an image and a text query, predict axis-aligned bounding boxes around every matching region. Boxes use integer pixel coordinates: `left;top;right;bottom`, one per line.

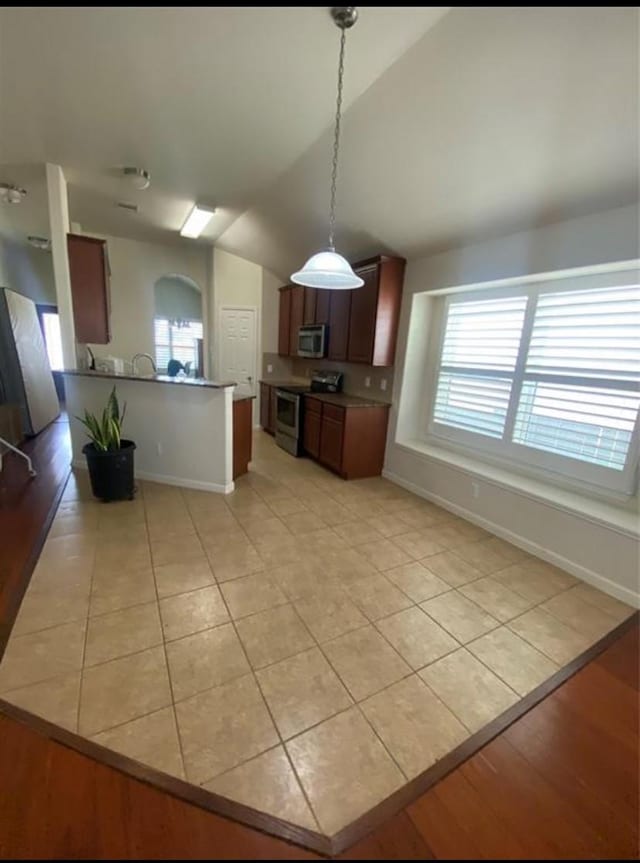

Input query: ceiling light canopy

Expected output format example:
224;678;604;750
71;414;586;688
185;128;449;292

0;182;27;204
291;7;363;291
123;166;151;190
180;204;216;238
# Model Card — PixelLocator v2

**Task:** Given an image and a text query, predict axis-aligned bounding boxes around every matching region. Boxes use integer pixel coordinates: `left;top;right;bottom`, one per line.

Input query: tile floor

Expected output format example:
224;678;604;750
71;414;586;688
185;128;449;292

0;431;634;838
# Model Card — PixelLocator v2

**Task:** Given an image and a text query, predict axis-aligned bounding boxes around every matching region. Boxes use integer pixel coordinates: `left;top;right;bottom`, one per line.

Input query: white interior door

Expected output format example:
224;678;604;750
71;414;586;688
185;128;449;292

219;307;257;396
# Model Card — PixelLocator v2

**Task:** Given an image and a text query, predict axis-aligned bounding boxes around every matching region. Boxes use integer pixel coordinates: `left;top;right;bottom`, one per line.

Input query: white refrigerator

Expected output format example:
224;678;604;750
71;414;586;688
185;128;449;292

0;287;60;436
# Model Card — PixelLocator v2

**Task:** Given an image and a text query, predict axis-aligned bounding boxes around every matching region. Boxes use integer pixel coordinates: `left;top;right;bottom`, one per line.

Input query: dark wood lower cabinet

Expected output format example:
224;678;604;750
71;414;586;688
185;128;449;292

303;399;321;458
232;398;253;480
259;383;271;433
319;415;344;473
304;395;390;479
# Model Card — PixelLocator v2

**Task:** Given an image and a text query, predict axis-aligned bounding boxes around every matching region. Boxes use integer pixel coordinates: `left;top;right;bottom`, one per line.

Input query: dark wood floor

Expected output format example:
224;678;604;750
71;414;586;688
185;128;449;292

0;416;70;648
0;419;638;860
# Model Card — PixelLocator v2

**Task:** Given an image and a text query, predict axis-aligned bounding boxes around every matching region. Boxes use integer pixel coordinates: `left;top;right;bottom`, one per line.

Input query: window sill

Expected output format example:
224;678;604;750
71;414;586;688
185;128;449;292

395;438;639;538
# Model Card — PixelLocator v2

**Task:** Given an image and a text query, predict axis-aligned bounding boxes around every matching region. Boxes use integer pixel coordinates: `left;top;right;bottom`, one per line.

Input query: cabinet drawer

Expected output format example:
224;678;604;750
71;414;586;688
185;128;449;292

321;402;345;423
305;396;322;415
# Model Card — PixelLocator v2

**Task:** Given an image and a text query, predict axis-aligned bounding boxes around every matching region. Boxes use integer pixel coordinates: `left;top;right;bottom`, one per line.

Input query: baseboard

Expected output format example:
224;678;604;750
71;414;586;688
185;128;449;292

383;468;640;608
71;460;234;495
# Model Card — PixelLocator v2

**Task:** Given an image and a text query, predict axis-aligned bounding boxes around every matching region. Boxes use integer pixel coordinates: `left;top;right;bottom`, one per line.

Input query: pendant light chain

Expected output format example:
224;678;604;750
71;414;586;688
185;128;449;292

328;25;346;252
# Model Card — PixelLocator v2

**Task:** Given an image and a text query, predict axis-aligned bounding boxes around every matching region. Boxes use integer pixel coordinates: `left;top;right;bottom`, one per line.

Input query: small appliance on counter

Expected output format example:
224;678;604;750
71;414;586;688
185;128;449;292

275;369;344;456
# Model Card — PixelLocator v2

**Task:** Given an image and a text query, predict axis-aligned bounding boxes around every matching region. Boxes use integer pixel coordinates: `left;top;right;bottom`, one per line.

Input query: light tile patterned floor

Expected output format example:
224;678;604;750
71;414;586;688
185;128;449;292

0;431;635;838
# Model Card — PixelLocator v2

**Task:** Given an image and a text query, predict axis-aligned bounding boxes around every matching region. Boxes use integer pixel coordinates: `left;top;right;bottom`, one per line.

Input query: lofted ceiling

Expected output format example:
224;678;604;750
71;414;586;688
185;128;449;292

0;6;637;279
0;6;448;246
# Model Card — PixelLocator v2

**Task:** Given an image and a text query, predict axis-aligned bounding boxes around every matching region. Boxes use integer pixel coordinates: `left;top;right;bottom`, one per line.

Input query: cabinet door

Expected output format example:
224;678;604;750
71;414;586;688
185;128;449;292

328;290;351;361
260;383;271;431
319;415;344;473
289;286;305;356
315;289;330;324
303;407;321;458
269;386;278;434
303;288;317;325
67;234;111;344
233;398;252;480
278;288;291;356
347;263;378;364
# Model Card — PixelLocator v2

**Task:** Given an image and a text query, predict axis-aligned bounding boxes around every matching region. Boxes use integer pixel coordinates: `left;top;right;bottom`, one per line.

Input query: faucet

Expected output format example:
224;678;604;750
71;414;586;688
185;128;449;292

131;353;157;375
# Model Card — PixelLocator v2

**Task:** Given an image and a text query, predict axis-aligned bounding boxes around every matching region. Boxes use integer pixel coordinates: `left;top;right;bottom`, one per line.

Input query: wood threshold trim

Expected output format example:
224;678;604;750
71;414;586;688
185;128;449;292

0;699;331;856
329;609;639;855
0;462;71;663
1;610;636;857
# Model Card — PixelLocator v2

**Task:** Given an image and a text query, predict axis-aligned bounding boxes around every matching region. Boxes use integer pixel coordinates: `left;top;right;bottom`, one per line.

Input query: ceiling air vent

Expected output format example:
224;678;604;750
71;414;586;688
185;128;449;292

116;201;139;212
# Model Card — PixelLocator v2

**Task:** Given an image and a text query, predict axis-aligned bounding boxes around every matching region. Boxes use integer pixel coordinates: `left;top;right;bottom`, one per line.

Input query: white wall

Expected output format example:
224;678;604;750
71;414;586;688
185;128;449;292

386;204;640;605
261;267;281;355
65;374;233;493
212;247;280;422
154;275;202;321
85;234;207;367
0;238;56;304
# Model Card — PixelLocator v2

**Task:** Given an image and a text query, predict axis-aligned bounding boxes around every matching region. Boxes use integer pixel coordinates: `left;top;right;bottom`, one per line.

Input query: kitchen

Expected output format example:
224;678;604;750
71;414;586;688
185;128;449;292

0;6;637;860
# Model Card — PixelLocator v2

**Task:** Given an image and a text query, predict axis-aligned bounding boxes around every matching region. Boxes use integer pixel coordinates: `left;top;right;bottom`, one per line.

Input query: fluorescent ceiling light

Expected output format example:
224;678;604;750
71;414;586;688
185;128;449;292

180;204;216;238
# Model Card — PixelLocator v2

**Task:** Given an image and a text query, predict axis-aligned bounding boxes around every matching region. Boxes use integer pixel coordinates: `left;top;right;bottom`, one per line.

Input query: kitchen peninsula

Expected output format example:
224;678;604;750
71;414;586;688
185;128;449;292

63;370;252;493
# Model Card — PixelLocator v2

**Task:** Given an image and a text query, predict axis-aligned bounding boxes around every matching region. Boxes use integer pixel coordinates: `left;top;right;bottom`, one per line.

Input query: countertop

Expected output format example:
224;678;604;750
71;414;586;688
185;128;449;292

63;369;236;389
259;379;390;409
305;392;391;409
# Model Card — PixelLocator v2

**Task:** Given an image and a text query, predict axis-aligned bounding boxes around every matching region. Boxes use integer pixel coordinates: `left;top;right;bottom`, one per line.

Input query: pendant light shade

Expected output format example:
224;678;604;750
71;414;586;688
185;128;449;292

291;7;361;290
291;250;364;289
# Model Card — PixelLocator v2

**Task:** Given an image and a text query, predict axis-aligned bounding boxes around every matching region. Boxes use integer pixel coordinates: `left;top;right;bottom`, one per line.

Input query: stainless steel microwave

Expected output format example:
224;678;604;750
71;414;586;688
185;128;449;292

297;324;327;358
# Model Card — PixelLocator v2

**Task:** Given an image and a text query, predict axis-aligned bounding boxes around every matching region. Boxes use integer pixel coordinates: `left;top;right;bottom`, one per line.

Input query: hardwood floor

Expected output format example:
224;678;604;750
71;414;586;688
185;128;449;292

0;624;636;860
0;416;70;652
0;419;637;859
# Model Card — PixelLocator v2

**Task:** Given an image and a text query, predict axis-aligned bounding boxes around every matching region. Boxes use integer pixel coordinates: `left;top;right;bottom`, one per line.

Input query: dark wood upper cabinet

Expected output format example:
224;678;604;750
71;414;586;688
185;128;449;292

315;289;331;324
328;289;351;361
347;264;378;364
278;287;291;356
303;287;317;325
289;285;305;356
67;233;111;344
348;255;406;366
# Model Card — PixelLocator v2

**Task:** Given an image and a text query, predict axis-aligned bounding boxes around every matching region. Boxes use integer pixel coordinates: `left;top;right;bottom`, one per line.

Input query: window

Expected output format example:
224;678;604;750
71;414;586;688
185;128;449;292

428;267;640;496
37;306;64;371
154;318;203;374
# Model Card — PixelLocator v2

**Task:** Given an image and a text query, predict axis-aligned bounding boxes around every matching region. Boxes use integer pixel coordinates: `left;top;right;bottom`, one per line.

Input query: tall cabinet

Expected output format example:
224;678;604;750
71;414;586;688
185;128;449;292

67;233;112;344
277;255;405;366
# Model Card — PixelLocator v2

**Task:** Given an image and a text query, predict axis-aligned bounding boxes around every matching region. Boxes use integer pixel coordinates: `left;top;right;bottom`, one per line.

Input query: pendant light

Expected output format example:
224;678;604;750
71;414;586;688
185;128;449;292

291;7;363;290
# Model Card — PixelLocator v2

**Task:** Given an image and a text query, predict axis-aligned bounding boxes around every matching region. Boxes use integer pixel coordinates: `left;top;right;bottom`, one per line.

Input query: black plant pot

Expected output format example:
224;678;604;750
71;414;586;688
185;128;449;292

83;439;136;502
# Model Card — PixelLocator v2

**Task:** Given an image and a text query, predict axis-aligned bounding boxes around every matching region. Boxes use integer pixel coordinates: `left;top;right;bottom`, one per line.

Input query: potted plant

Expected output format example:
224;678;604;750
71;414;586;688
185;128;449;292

77;386;136;502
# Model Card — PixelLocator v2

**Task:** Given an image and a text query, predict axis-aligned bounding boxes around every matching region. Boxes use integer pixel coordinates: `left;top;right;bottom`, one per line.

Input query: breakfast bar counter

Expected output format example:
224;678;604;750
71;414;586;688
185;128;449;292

63;370;238;493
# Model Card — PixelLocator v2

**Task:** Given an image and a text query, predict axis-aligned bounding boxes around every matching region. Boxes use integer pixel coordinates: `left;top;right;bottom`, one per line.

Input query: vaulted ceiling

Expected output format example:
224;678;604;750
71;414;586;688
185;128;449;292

0;6;637;278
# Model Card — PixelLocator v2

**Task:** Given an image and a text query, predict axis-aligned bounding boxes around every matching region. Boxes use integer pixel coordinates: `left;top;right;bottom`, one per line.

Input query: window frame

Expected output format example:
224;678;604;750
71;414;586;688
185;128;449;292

424;267;640;499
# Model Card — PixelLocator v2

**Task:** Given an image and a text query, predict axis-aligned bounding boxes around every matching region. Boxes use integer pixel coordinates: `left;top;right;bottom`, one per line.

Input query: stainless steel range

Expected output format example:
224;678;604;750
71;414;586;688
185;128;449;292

275;370;343;456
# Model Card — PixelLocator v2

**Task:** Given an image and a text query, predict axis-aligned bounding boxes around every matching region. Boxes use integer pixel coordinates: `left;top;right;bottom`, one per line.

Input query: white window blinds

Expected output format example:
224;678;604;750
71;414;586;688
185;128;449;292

429;272;640;495
433;296;527;438
154;319;203;374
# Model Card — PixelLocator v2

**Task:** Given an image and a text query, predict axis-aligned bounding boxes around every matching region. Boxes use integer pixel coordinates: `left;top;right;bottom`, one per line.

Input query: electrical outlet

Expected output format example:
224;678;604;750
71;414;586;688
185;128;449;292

380;378;387;391
364;376;371;388
156;442;163;456
471;481;480;499
267;364;273;373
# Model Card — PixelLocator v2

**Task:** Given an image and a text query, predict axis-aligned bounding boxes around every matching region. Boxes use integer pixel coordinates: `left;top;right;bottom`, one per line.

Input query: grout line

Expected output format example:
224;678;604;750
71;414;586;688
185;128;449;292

192;553;323;833
147;492;189;784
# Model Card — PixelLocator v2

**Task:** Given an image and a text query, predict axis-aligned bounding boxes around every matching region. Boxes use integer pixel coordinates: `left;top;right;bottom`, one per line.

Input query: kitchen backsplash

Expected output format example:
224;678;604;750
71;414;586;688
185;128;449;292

261;352;394;401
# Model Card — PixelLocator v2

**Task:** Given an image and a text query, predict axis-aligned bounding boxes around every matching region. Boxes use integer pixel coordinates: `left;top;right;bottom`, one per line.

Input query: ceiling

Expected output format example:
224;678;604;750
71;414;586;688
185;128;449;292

0;7;637;279
0;6;447;246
